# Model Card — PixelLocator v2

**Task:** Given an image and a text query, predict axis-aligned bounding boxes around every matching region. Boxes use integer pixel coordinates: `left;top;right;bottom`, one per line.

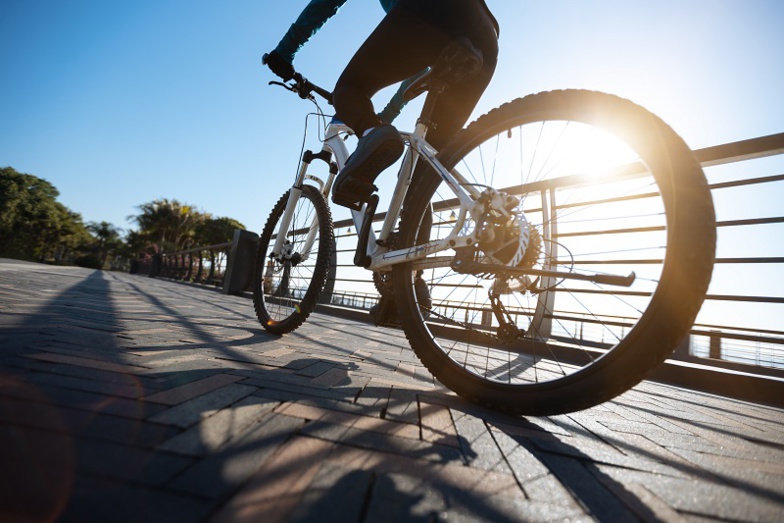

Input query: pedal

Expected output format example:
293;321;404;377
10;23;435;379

353;194;379;268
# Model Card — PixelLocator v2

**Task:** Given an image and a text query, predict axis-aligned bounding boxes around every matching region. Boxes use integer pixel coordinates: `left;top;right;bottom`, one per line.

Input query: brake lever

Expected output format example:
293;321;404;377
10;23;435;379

268;80;296;92
266;70;329;104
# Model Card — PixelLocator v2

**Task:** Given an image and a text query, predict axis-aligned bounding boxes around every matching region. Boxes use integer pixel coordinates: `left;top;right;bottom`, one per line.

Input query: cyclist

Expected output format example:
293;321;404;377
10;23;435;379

265;0;498;324
264;0;499;211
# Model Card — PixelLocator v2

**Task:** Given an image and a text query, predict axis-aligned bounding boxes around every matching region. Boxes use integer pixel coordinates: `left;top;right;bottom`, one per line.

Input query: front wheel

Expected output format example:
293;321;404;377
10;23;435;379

394;90;716;415
254;185;334;334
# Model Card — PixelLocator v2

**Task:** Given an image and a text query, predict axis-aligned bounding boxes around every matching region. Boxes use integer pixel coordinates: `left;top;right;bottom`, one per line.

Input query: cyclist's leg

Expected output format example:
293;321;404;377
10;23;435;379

333;0;498;146
332;2;451;136
331;2;455;210
420;1;499;151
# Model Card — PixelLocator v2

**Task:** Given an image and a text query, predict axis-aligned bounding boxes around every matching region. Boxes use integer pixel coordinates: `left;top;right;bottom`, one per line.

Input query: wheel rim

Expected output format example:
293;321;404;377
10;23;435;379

407;115;674;389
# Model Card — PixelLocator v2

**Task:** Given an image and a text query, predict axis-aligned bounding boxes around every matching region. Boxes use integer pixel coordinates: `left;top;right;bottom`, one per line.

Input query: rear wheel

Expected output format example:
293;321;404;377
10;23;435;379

254;185;333;334
393;90;715;415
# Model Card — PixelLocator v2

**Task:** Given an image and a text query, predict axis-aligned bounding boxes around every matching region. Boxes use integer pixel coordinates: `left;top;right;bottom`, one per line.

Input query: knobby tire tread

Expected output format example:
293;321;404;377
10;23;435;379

253;185;334;335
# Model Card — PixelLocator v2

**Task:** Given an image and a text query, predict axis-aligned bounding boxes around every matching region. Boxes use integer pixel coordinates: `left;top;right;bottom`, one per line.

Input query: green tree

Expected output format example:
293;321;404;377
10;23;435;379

0;167;91;262
194;216;245;278
44;205;93;264
194;216;245;246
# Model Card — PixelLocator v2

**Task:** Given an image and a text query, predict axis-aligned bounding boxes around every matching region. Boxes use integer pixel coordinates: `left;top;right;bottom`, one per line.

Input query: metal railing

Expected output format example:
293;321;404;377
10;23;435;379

325;132;784;374
147;132;784;376
138;242;231;286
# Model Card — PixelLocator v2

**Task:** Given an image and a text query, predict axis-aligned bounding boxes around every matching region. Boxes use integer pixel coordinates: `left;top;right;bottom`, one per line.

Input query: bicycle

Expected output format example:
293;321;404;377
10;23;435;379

254;42;716;415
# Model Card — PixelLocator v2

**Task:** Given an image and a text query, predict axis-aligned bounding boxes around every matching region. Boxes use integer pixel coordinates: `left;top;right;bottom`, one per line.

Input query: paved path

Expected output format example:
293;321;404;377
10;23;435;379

1;260;783;522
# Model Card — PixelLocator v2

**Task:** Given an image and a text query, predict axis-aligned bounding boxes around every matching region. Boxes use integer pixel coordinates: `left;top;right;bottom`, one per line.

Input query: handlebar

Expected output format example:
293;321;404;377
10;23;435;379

262;54;333;105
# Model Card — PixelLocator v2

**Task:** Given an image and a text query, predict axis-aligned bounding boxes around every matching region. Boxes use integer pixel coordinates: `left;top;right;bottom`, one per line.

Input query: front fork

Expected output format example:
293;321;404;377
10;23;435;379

271;150;337;261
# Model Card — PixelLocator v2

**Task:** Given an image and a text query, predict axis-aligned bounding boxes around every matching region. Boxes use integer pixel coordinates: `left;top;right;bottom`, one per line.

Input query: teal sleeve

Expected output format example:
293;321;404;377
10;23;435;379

273;0;350;63
379;0;397;12
377;78;414;125
273;0;398;63
377;68;428;124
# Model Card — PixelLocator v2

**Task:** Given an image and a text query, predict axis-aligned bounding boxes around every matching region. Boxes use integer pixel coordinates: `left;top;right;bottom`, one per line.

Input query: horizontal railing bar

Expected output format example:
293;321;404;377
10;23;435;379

693;132;784;167
709;172;784;190
555;190;660;211
717;216;784;228
332;278;376;284
705;294;784;304
690;328;784;345
556;225;665;238
693;321;784;337
551;287;783;304
557;257;784;265
569;259;663;265
715;257;784;264
162;242;231;257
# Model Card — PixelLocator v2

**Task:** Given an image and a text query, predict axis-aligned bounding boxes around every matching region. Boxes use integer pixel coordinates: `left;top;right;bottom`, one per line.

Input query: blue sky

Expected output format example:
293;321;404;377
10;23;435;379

1;0;782;234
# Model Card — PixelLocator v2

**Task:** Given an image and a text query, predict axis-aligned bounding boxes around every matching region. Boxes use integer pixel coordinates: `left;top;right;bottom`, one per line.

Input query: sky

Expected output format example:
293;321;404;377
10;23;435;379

2;0;782;233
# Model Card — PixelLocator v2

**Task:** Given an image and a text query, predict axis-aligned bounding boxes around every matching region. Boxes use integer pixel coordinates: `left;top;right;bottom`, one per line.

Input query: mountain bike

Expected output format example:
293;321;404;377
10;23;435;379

254;43;716;415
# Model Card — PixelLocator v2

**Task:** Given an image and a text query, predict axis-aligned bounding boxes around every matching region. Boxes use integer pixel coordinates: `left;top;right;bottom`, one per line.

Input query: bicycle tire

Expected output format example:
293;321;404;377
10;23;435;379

253;185;334;334
393;90;716;415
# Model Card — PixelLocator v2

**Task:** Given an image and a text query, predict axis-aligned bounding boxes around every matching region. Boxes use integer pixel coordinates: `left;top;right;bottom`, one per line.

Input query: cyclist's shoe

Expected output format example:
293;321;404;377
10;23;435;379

369;295;399;326
370;276;430;327
414;274;432;309
332;124;404;211
332;178;377;212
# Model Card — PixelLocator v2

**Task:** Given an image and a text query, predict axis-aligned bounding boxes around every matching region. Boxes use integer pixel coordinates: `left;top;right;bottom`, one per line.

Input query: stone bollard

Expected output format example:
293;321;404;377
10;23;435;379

222;229;259;295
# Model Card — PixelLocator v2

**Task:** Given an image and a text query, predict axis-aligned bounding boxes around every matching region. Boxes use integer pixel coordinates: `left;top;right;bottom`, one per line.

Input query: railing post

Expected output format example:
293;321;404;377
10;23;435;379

709;330;723;360
149;253;162;278
185;253;194;281
195;251;204;282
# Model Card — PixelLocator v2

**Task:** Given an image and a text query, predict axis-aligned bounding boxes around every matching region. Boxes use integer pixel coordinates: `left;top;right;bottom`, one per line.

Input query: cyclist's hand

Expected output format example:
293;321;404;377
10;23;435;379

263;50;295;81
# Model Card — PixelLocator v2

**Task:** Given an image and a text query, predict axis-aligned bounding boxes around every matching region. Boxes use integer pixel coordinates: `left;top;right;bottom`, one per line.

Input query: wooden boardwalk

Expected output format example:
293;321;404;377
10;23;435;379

1;259;783;522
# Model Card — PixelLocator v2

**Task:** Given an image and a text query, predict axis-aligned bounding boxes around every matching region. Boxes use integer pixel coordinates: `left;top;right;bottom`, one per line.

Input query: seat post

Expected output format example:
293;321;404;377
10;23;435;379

417;86;445;137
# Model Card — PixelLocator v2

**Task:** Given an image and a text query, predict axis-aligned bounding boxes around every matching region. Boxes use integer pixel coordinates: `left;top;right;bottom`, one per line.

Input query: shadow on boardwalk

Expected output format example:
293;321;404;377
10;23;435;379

1;262;783;522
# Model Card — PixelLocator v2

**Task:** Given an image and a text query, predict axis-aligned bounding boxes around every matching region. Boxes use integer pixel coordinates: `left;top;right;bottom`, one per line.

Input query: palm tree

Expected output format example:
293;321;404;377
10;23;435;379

129;199;205;252
87;221;123;268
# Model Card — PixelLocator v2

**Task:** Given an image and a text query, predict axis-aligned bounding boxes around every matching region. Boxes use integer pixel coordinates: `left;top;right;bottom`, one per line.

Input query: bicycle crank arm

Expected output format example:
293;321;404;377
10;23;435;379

450;258;636;287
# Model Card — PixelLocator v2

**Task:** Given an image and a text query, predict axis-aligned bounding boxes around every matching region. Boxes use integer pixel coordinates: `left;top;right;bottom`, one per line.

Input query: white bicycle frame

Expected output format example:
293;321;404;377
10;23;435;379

268;101;635;343
272;116;501;273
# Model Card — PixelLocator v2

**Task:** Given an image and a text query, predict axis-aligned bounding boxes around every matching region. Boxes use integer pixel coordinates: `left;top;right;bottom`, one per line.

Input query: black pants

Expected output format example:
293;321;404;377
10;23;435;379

333;0;499;151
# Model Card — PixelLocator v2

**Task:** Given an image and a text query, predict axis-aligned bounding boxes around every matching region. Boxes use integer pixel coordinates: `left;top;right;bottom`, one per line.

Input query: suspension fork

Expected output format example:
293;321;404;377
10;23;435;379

271;150;337;259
